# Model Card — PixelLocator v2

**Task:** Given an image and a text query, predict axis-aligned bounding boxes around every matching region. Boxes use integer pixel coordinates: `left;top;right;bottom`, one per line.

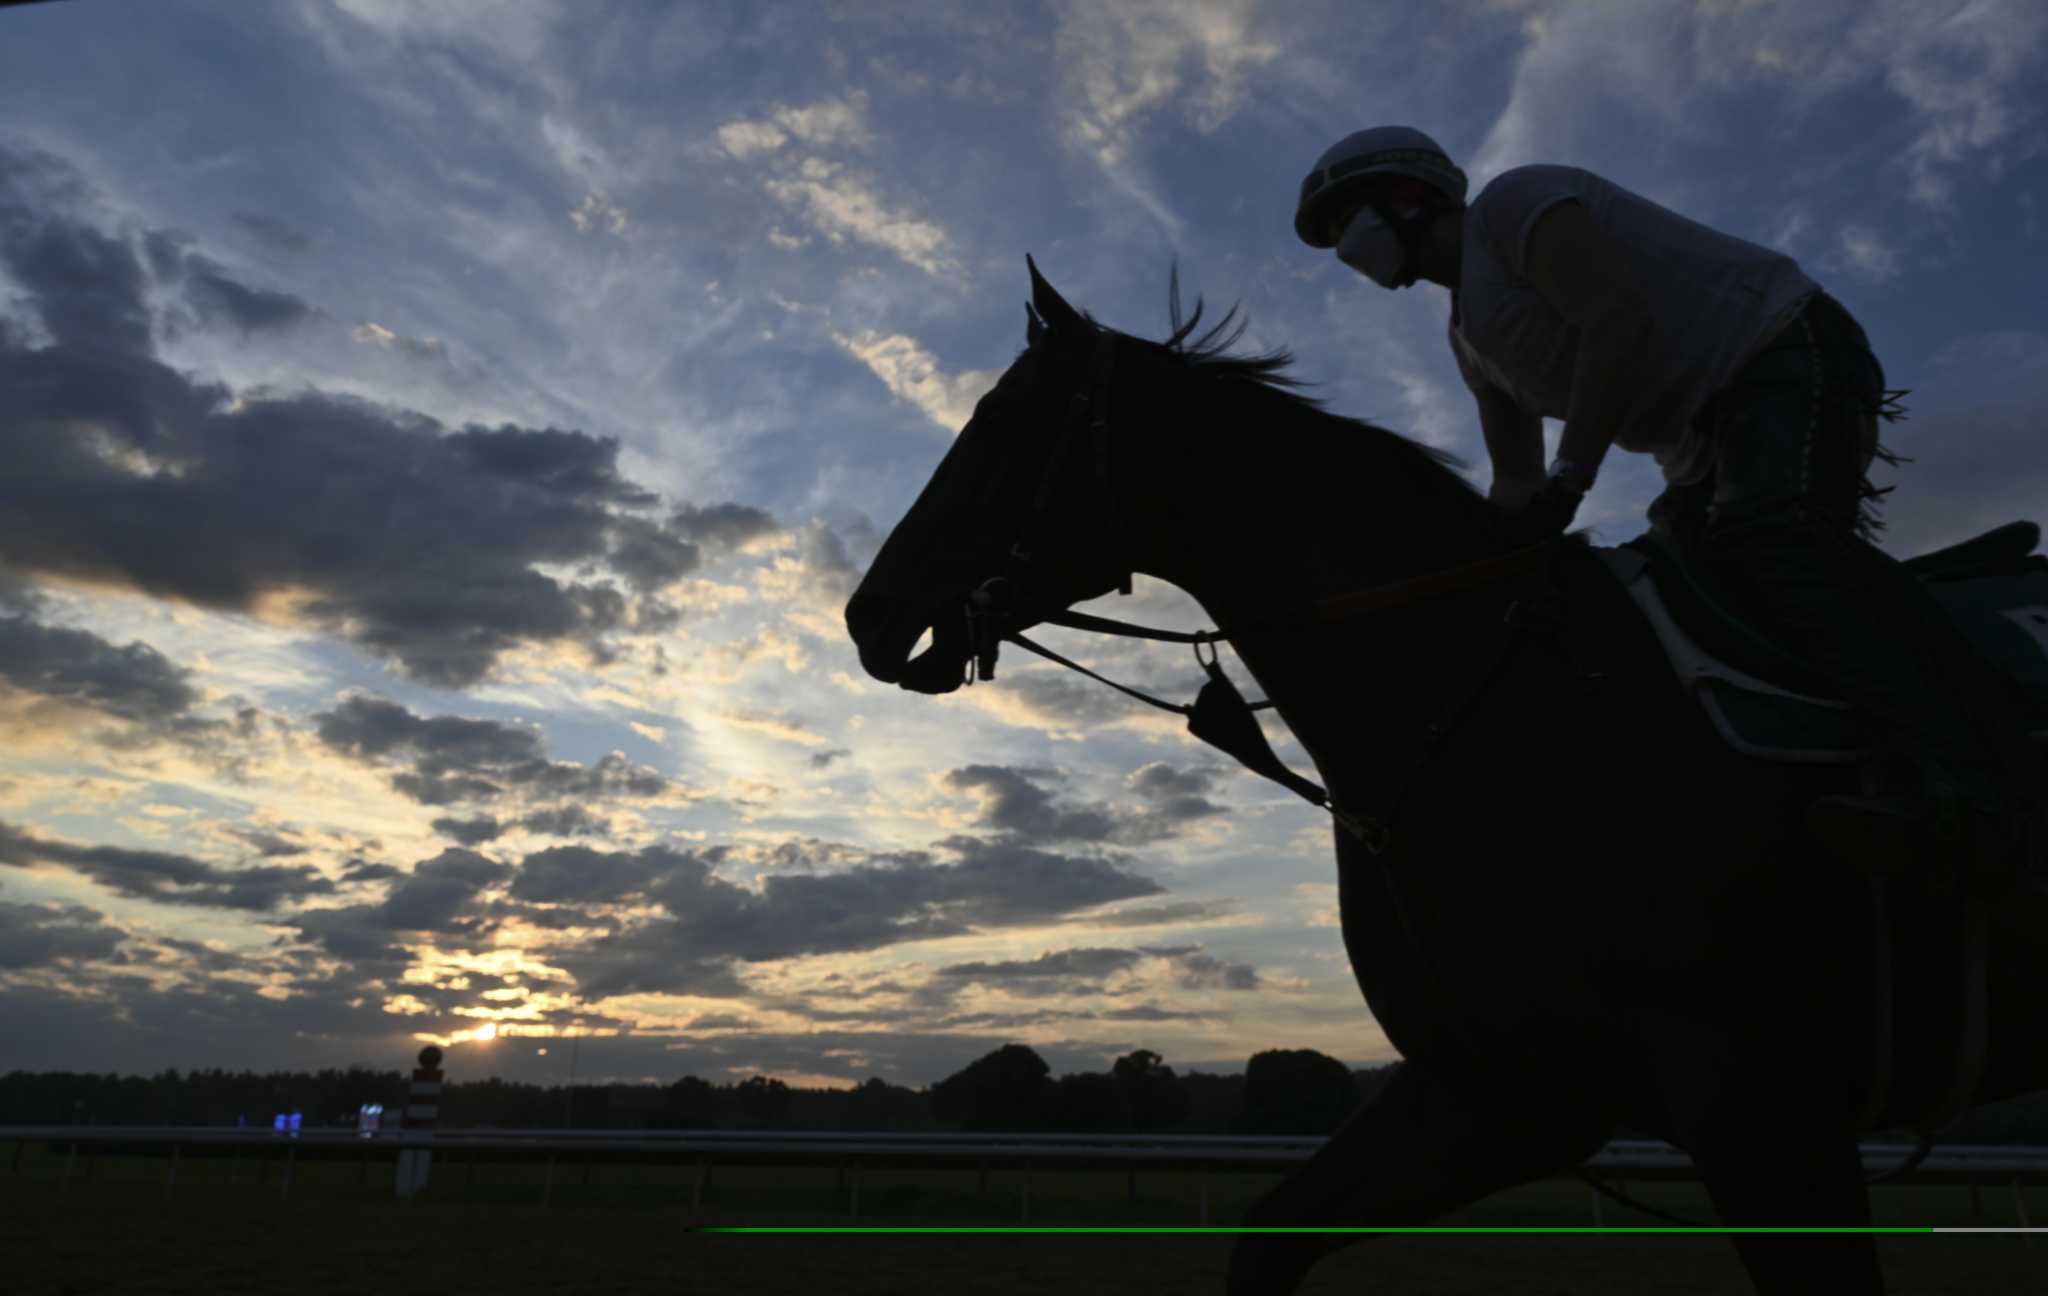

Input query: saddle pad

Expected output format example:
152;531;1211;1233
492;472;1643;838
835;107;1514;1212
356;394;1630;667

1593;546;1870;762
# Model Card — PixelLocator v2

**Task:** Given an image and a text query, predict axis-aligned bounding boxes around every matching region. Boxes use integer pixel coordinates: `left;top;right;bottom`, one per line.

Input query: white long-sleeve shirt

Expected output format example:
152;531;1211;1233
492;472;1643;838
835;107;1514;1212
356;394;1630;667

1448;164;1817;485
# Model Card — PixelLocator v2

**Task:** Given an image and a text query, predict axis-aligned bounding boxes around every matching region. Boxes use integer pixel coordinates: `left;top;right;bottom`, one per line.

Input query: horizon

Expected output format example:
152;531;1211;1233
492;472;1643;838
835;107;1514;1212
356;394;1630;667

3;1;2045;1091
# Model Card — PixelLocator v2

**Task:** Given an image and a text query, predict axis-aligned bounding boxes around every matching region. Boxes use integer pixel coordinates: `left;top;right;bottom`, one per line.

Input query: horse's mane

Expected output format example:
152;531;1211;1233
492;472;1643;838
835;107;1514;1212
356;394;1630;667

1092;270;1499;531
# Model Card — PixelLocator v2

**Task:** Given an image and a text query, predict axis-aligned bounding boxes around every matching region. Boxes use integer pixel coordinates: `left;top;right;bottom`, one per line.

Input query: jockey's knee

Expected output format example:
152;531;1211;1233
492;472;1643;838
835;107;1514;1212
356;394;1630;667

1704;495;1853;556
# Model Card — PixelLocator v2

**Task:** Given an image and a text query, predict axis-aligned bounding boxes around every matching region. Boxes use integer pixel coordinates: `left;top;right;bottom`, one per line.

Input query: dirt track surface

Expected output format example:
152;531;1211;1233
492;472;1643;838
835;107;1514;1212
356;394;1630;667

8;1198;2044;1296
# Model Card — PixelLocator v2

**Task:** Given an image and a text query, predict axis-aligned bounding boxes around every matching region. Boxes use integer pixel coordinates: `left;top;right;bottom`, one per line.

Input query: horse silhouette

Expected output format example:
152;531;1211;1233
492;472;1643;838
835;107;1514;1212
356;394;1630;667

843;259;2048;1294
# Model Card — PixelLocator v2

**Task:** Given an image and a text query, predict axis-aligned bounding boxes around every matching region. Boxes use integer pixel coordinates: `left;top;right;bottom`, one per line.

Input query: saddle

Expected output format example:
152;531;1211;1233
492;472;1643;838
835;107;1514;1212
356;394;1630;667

1592;519;2048;762
1593;520;2048;1141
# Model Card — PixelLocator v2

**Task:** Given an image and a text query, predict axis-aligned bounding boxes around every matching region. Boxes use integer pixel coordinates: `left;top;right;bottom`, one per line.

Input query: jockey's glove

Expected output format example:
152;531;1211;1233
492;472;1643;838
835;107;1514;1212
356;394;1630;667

1504;478;1583;548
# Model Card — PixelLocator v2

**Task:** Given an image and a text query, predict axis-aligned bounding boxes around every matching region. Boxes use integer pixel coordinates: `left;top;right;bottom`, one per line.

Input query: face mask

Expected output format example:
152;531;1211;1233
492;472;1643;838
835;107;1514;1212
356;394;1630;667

1335;204;1423;290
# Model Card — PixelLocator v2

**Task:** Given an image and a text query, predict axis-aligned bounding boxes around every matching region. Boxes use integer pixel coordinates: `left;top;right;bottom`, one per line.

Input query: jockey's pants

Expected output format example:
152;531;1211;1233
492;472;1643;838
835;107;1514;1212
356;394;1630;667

1650;290;2047;886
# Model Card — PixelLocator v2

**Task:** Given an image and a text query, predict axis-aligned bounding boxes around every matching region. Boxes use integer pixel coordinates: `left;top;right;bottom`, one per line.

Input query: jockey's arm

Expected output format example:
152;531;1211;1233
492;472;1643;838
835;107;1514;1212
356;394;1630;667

1520;199;1655;487
1477;382;1544;512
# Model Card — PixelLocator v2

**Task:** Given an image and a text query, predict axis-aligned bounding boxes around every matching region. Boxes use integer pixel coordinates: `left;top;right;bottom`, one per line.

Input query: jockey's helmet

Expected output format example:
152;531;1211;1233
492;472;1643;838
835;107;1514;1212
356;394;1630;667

1295;126;1468;249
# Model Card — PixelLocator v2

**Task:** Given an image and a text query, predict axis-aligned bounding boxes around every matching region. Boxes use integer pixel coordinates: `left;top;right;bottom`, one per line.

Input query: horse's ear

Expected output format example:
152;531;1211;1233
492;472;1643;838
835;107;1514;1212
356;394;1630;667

1026;254;1083;334
1025;303;1044;347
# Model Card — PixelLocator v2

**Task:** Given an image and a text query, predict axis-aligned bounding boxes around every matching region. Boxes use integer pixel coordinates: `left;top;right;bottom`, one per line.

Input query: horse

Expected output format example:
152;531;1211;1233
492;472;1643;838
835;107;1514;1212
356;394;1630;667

842;259;2048;1294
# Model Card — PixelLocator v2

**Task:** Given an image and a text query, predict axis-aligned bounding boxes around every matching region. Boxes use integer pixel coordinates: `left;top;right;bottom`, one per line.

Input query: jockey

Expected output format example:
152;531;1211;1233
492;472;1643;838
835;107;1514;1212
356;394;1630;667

1295;125;2046;900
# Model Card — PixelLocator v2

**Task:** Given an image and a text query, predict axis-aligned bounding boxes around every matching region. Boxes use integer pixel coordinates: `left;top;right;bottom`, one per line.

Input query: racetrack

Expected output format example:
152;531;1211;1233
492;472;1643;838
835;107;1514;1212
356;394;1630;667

8;1174;2043;1295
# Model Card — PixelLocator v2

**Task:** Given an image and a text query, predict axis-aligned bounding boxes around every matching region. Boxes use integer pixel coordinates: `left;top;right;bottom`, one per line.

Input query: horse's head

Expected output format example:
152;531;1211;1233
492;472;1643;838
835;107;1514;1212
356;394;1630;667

845;258;1141;694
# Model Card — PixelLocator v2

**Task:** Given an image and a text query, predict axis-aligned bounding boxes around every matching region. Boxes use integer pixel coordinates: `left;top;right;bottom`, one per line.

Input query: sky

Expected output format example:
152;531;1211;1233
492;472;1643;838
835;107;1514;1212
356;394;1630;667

1;0;2044;1092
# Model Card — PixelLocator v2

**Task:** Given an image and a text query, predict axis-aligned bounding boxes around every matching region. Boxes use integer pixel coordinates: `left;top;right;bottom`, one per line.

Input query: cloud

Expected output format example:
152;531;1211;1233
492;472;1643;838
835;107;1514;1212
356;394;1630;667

946;757;1220;847
934;945;1146;995
1469;0;2048;215
314;695;678;808
569;192;629;236
0;820;338;912
763;158;958;276
716;94;874;160
0;613;203;737
605;516;701;593
1054;0;1280;170
351;320;448;361
515;833;1165;999
375;847;512;932
0;898;125;968
832;330;1001;435
230;211;315;255
161;248;322;338
1829;222;1903;283
718;707;832;748
717;120;789;161
670;502;782;551
0;143;675;689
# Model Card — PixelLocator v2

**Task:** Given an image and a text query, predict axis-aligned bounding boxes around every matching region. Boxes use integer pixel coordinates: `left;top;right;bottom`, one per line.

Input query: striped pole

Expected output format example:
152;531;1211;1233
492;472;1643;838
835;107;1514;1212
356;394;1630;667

394;1045;444;1199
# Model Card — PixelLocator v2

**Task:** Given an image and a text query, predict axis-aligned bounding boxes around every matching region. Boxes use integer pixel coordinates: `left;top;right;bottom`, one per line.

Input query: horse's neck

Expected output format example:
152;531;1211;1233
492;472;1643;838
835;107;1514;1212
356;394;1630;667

1129;415;1497;784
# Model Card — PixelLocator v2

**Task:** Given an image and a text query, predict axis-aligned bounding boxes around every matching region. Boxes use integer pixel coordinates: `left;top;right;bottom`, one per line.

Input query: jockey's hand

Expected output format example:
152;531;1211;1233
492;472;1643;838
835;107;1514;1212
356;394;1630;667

1503;479;1583;548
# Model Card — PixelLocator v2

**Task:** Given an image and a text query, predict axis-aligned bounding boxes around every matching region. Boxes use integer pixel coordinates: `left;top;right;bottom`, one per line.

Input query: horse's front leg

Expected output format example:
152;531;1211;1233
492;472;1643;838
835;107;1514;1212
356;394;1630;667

1225;1058;1612;1296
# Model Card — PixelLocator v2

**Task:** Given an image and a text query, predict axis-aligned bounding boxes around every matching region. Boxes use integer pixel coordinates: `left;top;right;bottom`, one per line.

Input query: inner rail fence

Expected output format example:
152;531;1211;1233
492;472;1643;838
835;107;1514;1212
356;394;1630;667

5;1125;2043;1226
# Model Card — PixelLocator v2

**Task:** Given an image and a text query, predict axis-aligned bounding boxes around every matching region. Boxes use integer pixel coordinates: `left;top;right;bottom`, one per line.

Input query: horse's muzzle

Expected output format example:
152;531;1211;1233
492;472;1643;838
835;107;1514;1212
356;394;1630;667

844;590;972;694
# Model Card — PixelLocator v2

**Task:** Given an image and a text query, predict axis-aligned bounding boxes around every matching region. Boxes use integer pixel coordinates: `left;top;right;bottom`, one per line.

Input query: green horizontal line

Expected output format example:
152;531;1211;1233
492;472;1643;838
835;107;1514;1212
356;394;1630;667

702;1227;1935;1235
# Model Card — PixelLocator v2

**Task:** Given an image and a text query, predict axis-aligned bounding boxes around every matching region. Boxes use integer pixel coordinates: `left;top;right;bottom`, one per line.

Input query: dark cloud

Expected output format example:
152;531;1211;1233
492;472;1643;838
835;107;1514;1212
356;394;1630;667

530;835;1163;999
1099;1004;1207;1022
286;849;513;967
671;501;780;549
944;763;1225;846
0;143;684;688
430;815;504;846
808;747;851;769
225;827;306;858
1130;761;1220;802
339;858;403;884
507;842;685;905
923;942;1256;999
1066;900;1240;927
0;613;202;729
945;764;1118;842
606;516;700;593
0;820;337;912
934;946;1143;996
181;256;319;336
231;211;315;255
517;805;609;837
377;848;513;933
0;899;123;968
1163;941;1253;990
0;565;43;616
315;695;674;807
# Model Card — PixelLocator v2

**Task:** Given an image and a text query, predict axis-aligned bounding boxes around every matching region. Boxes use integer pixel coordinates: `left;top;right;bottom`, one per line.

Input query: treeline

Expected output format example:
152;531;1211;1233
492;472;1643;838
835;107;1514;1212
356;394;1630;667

6;1046;2046;1143
0;1046;1385;1136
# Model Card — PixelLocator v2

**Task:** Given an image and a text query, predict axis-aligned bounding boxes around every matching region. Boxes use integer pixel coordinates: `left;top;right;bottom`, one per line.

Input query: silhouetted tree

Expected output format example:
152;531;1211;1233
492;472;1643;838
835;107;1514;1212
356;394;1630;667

1112;1049;1191;1132
1239;1048;1356;1135
841;1076;927;1131
657;1075;720;1128
929;1044;1052;1132
735;1074;792;1127
1048;1072;1124;1132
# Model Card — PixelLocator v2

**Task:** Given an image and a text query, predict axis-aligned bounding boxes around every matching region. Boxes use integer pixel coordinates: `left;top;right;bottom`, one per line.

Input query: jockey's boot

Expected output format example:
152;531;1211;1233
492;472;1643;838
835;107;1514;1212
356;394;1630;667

1806;792;2045;900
